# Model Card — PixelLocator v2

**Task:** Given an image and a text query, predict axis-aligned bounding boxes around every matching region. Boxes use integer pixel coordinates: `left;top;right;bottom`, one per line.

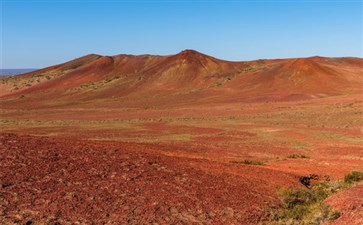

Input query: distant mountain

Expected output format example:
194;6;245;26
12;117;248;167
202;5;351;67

0;50;362;107
0;69;37;76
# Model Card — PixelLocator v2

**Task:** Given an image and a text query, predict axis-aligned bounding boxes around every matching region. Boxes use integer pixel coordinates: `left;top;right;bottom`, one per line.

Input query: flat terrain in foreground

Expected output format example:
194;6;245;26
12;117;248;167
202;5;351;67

1;94;362;224
1;133;298;224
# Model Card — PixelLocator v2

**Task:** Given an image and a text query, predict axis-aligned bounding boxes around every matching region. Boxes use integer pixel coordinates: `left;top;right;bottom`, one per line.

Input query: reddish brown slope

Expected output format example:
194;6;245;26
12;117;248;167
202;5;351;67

0;51;362;107
222;57;363;101
325;185;363;225
21;53;103;79
138;50;241;89
0;54;102;96
0;50;245;105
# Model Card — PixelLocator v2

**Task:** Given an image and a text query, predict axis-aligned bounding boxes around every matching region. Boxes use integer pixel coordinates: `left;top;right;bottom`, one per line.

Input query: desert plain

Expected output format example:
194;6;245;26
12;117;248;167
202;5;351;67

0;50;362;224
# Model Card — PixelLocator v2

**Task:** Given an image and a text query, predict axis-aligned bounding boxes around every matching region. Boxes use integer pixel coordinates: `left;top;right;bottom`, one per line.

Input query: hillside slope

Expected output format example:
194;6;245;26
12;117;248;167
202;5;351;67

1;50;362;108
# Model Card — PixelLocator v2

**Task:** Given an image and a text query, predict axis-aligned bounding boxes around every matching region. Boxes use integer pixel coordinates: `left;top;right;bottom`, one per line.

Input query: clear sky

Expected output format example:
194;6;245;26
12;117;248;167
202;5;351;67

1;0;362;69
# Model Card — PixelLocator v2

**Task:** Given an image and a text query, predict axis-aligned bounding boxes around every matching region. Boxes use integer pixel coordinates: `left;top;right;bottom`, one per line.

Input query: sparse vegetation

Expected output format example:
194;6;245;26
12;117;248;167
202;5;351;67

344;171;363;183
231;160;265;165
105;75;122;83
0;71;64;93
266;182;343;224
266;170;363;224
287;154;309;159
76;75;124;90
328;210;340;221
242;65;255;72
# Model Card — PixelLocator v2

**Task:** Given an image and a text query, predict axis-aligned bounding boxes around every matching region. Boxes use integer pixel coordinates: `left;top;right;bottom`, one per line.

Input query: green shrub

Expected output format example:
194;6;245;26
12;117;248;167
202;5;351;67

279;188;314;209
267;181;343;224
314;185;330;201
344;171;363;183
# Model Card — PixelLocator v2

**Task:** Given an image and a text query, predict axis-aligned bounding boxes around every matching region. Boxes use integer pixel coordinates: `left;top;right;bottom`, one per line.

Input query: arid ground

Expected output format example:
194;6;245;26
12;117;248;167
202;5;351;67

1;51;362;224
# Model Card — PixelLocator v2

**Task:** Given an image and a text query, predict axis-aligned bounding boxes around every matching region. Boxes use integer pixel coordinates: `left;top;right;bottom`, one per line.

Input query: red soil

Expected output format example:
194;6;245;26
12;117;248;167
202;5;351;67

0;133;299;224
325;185;363;225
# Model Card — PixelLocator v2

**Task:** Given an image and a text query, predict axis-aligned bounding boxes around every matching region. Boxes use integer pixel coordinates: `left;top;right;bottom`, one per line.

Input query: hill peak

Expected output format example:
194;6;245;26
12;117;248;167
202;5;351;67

178;49;204;57
173;49;211;62
179;49;200;54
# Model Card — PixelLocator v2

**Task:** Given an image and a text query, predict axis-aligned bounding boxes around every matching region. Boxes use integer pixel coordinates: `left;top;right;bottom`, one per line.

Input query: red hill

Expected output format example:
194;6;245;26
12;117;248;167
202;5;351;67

0;50;362;107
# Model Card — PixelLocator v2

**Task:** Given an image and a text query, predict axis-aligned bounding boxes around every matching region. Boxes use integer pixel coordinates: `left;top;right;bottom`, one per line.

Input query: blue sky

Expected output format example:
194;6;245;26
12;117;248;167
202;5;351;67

1;0;362;69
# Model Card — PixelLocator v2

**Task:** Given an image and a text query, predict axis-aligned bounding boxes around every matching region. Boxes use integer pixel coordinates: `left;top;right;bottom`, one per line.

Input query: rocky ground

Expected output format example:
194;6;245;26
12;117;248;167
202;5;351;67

1;133;301;224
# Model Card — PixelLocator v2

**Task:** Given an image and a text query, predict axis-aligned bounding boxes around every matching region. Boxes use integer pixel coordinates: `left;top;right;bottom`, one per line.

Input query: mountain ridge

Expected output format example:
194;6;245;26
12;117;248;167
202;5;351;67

0;50;362;108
